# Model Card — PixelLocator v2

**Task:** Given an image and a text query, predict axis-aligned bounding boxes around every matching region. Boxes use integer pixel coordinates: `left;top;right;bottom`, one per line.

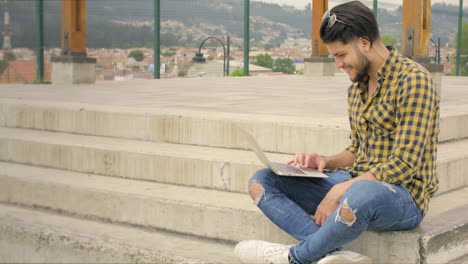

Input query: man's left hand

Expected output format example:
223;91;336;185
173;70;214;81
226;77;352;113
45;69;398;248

314;182;350;226
314;172;377;226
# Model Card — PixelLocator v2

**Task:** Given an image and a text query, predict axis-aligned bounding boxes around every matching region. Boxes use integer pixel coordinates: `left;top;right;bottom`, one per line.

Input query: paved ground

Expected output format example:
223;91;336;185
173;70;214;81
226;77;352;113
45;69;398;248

1;74;467;120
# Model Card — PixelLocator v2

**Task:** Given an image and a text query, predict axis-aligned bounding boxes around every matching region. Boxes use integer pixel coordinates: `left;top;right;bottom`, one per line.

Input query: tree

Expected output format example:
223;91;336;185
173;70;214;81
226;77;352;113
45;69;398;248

177;62;191;77
0;51;16;74
254;53;273;68
381;34;400;51
273;58;295;74
230;68;244;77
0;60;7;74
162;50;176;57
381;34;398;46
4;51;16;61
128;50;145;62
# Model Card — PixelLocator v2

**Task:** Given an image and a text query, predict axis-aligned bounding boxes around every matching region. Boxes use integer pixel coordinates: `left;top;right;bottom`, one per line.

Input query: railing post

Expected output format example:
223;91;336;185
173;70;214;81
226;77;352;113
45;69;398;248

36;0;45;82
227;36;230;76
456;0;464;76
243;0;249;76
154;0;160;79
373;0;378;19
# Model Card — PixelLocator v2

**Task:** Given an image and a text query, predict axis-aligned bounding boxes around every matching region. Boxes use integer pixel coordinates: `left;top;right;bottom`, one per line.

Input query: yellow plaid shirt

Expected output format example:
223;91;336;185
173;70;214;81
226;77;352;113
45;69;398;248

344;48;440;216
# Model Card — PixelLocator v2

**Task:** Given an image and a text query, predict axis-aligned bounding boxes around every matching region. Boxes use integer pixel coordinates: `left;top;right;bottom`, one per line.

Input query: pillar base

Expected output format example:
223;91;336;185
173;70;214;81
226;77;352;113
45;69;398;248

414;57;443;96
303;57;335;76
51;56;97;85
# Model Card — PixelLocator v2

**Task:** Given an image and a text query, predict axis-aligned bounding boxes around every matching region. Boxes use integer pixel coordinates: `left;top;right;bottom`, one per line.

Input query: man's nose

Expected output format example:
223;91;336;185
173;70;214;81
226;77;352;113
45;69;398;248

335;58;344;69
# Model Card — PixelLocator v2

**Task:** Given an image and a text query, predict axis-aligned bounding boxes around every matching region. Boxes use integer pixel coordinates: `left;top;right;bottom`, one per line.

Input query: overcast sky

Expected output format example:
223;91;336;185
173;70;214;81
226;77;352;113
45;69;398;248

253;0;466;10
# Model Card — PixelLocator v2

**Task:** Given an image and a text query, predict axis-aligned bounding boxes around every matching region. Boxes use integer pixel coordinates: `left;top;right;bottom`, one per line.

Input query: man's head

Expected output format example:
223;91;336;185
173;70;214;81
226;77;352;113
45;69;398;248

320;1;379;47
320;1;381;82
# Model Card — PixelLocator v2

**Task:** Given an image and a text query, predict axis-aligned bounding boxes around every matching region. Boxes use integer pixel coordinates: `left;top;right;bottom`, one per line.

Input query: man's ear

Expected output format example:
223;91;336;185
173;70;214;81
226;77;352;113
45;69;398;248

358;37;372;53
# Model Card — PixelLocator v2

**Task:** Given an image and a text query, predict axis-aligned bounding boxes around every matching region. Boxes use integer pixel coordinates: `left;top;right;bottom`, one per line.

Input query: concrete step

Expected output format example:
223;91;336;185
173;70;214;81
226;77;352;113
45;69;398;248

0;162;466;264
0;203;236;263
2;98;467;155
0;126;466;194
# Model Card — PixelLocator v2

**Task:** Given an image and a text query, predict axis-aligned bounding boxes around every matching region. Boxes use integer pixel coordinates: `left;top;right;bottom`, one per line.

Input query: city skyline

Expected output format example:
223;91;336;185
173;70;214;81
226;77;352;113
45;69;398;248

253;0;466;10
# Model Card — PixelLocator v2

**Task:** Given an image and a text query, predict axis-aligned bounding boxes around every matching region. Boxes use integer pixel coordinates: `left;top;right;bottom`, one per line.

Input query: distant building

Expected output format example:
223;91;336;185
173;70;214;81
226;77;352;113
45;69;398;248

0;61;51;83
281;38;311;49
249;50;273;60
293;59;305;71
187;60;272;77
148;63;166;75
112;58;129;70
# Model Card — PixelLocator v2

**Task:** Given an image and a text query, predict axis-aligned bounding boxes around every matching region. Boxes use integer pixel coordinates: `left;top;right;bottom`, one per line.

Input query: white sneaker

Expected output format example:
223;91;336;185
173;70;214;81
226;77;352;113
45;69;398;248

235;240;292;264
317;250;373;264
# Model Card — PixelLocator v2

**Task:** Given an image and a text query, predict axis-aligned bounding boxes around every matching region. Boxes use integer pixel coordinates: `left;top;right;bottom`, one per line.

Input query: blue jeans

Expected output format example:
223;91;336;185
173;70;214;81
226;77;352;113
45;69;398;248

249;168;423;264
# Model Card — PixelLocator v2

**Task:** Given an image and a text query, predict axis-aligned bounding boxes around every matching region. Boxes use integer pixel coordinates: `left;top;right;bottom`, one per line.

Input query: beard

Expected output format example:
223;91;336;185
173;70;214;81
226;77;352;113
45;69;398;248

349;47;371;83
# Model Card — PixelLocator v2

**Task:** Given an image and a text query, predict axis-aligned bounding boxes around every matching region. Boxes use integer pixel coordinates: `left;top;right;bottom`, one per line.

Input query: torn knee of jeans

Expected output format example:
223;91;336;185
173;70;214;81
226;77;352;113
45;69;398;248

249;181;265;205
335;197;357;227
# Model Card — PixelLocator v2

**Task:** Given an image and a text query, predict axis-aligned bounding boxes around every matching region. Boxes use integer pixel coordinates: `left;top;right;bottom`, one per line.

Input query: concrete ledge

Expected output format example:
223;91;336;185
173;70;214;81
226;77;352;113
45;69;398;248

0;162;287;244
2;99;468;154
420;206;468;264
0;204;234;263
304;57;334;63
0;127;466;194
0;162;466;264
440;107;468;142
345;188;468;263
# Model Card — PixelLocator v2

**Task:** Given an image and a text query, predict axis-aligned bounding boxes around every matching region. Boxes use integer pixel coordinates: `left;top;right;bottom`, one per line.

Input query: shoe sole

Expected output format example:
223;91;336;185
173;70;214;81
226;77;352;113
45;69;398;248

318;256;373;264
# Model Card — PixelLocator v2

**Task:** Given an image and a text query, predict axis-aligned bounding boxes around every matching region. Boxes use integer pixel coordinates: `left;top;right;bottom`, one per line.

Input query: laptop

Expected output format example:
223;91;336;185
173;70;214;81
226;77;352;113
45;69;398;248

238;126;328;178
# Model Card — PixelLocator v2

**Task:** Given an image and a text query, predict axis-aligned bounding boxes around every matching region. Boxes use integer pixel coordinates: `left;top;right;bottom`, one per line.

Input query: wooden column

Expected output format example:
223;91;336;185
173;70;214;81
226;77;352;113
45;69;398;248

401;0;431;58
61;0;87;56
312;0;328;56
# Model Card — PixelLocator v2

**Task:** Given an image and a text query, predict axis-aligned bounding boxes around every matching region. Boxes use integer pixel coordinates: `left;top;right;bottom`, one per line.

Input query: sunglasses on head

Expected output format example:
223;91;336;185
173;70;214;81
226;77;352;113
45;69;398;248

322;10;349;27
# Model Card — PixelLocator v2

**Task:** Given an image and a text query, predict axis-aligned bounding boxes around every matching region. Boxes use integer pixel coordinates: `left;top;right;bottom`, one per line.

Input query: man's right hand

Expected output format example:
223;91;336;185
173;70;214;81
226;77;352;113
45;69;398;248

288;152;327;172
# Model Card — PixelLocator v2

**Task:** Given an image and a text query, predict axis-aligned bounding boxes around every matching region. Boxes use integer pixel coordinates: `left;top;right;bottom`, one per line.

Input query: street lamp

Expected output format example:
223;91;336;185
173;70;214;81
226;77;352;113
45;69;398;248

430;37;441;64
192;36;230;76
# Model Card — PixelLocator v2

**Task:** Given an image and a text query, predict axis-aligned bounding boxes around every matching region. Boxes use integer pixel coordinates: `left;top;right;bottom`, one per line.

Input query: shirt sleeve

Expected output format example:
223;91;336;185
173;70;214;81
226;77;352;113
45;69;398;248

345;86;360;156
345;117;359;156
369;71;437;185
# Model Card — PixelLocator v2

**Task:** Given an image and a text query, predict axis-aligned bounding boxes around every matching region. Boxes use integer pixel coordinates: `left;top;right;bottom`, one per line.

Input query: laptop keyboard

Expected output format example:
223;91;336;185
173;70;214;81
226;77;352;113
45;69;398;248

271;162;306;175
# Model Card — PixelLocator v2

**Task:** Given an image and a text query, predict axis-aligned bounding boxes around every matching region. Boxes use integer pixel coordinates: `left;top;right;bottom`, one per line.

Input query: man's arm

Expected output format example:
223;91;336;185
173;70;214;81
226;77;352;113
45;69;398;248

288;149;355;172
323;150;356;171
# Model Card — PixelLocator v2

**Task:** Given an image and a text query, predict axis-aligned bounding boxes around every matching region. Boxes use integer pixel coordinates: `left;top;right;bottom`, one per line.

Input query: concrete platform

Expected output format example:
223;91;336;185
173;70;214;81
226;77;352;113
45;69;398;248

1;75;467;263
1;75;467;117
0;162;467;263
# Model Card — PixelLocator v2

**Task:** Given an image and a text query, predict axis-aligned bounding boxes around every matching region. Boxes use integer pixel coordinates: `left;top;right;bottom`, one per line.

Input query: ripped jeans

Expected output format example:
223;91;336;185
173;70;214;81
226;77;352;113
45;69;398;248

249;168;423;264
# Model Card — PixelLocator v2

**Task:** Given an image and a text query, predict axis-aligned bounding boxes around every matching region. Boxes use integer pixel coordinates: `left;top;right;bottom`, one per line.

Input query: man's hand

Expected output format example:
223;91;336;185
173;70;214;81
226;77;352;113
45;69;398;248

288;152;327;172
314;182;350;226
314;172;377;226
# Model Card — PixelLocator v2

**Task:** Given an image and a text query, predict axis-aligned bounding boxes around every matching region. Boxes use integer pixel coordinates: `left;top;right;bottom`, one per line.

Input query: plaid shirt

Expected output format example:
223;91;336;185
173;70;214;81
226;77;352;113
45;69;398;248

344;48;440;216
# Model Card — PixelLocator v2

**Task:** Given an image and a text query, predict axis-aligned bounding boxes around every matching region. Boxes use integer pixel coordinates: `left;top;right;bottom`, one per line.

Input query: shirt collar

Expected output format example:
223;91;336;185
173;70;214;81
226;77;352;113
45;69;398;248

376;46;398;81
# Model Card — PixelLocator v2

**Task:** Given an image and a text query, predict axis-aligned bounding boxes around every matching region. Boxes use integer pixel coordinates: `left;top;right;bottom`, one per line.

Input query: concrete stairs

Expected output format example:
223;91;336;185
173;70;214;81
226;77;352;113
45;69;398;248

0;97;467;263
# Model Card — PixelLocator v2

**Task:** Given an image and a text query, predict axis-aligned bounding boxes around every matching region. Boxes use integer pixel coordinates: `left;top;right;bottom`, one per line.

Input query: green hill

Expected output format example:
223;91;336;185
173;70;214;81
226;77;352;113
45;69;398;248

0;0;465;49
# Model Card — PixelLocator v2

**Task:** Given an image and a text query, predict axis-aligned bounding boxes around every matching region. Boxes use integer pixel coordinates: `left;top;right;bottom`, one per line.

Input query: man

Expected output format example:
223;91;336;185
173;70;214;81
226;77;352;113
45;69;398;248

234;1;440;264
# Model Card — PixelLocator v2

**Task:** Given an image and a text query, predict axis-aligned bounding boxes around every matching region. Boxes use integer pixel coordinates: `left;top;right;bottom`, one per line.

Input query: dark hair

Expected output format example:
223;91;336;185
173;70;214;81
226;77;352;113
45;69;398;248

320;1;379;46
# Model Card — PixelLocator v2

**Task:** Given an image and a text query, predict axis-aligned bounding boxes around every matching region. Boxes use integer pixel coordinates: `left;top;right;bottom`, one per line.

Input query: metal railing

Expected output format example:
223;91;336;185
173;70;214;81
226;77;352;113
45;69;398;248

0;0;466;84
